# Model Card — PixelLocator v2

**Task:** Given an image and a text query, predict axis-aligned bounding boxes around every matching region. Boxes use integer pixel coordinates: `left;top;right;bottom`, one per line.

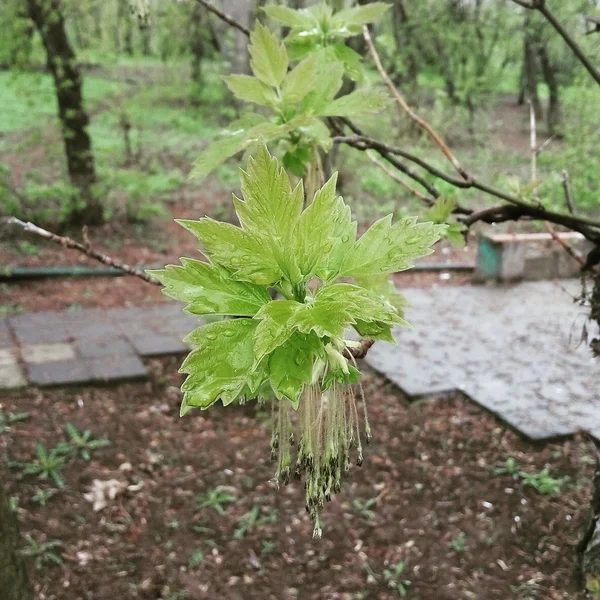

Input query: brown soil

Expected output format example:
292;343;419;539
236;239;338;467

0;359;591;600
1;195;476;313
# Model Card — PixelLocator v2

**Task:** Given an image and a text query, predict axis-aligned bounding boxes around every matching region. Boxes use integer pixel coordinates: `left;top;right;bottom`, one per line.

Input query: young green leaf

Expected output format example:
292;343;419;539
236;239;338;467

300;60;344;115
320;88;389;118
177;218;282;286
424;195;457;223
332;43;364;81
250;23;289;87
282;55;318;105
294;173;359;282
190;133;249;183
269;332;323;407
340;215;446;277
148;260;271;317
181;319;266;413
253;300;302;363
353;273;408;316
224;74;278;107
446;222;467;248
262;5;315;29
331;2;391;29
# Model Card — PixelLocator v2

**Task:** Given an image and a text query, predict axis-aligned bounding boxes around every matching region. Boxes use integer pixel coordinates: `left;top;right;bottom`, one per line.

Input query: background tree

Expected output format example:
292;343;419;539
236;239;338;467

0;480;33;600
25;0;102;225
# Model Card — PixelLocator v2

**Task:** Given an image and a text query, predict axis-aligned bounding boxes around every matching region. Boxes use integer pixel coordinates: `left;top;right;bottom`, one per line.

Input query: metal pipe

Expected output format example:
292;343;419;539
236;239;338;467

0;262;475;281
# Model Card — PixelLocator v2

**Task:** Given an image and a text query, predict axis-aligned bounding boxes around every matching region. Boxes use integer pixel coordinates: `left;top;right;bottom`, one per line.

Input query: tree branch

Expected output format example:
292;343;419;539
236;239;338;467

3;217;160;286
362;25;470;182
194;0;250;37
511;0;600;86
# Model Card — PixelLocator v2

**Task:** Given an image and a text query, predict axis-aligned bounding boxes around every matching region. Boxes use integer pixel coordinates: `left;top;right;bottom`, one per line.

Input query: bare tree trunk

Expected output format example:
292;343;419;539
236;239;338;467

524;20;543;120
26;0;102;225
141;27;151;56
538;43;561;136
0;478;33;600
391;0;418;85
190;2;204;85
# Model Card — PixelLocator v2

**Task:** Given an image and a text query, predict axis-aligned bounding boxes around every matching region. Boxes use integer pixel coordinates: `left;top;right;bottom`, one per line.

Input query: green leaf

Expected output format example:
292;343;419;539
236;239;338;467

224;75;278;107
180;319;266;412
292;115;332;150
262;5;315;29
332;43;364;81
235;145;303;283
190;132;248;183
269;332;323;407
290;283;404;340
283;145;311;177
250;23;288;87
320;87;389;118
340;215;446;277
296;173;347;279
148;259;270;317
177;218;282;286
331;3;391;28
282;55;318;105
322;364;360;390
354;320;395;343
301;59;344;116
424;195;456;223
253;300;302;364
353;273;408;316
446;222;467;248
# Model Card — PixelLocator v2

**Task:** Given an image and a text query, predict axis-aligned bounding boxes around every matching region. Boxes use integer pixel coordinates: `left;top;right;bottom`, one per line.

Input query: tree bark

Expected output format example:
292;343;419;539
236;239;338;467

523;18;543;120
26;0;102;225
190;2;204;85
538;43;561;136
0;478;33;600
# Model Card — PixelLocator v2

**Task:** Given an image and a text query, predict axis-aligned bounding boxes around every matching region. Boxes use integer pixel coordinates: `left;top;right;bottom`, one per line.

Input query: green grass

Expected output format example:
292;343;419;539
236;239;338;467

0;71;124;133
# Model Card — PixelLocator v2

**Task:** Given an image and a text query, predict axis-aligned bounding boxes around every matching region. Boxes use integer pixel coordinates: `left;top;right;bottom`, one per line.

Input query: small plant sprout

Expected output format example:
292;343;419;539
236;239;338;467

56;423;110;461
382;561;412;597
494;458;567;496
195;486;237;515
448;532;468;553
10;443;67;488
352;496;377;521
20;535;63;570
31;488;57;507
150;145;445;535
0;409;30;435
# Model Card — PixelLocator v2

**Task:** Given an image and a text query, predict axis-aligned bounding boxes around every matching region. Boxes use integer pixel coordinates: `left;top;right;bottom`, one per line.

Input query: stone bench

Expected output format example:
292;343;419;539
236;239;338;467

474;232;589;282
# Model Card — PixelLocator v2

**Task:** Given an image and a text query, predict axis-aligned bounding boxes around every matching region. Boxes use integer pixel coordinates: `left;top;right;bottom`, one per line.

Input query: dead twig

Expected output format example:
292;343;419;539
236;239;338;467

194;0;250;37
3;217;160;286
365;150;430;203
362;25;470;182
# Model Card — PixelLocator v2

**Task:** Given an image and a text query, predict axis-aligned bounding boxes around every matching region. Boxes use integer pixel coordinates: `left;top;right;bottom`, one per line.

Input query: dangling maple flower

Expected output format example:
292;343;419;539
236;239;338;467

149;145;445;535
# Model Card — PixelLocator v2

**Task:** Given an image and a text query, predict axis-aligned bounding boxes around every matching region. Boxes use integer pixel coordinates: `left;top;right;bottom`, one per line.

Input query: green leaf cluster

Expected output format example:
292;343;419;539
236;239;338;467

263;3;391;80
151;145;445;415
191;19;389;181
424;195;467;248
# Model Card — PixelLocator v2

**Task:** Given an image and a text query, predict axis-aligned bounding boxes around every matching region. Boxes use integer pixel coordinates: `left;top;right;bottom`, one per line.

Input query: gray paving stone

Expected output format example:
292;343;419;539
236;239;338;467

365;280;600;442
0;348;27;389
76;336;135;358
86;354;147;382
22;343;76;364
127;333;189;357
0;319;13;348
27;359;91;387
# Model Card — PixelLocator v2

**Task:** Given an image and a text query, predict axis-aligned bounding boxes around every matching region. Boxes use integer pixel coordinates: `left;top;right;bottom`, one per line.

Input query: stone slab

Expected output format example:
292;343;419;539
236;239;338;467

0;319;13;348
0;349;27;389
365;281;600;443
76;336;135;358
27;359;91;387
127;333;189;357
86;354;147;382
22;343;76;364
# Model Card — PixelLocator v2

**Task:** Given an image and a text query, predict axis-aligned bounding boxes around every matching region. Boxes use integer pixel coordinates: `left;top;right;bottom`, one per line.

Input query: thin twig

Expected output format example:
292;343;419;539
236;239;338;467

362;25;470;182
562;170;575;214
3;217;160;286
194;0;250;37
529;101;584;266
511;0;600;86
366;150;430;202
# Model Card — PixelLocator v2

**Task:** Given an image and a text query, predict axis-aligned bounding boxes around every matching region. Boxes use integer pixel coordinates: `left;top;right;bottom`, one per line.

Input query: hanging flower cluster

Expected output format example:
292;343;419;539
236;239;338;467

150;145;445;535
